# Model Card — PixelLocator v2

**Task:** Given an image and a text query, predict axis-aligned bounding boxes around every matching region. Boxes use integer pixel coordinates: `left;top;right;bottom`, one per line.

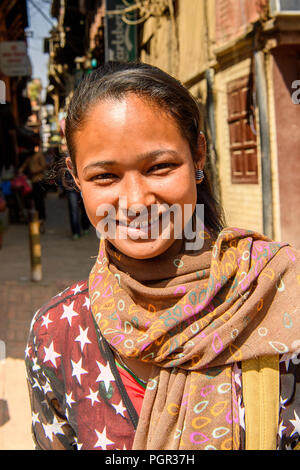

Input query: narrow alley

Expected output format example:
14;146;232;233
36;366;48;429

0;190;99;449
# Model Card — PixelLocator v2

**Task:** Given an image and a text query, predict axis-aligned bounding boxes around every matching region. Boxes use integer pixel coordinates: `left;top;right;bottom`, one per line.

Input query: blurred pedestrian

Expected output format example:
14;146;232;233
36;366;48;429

0;102;18;177
61;142;90;240
19;134;47;232
0;188;7;249
66;185;90;240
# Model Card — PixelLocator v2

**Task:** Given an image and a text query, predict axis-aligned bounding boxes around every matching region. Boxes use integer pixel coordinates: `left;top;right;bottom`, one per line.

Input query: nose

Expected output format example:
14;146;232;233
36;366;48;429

119;172;156;218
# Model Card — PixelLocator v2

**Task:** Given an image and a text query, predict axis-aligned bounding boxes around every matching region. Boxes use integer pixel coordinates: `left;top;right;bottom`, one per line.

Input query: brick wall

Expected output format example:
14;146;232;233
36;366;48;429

215;58;264;233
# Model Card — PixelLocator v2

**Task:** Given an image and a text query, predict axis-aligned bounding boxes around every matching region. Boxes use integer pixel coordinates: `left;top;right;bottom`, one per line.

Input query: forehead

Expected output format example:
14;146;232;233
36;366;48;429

73;94;190;161
83;94;174;130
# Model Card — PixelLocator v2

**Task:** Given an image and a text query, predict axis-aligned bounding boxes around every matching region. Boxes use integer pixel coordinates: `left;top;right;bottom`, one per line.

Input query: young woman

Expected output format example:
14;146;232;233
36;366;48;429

25;62;300;451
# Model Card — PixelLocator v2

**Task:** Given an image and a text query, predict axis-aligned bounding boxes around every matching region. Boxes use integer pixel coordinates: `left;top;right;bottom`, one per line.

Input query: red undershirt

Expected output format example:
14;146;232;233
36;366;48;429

116;363;146;416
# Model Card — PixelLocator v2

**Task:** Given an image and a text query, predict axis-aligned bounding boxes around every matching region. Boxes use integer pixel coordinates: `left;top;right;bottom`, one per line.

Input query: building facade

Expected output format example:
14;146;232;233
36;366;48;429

46;0;300;248
139;0;300;248
46;0;104;112
0;0;31;126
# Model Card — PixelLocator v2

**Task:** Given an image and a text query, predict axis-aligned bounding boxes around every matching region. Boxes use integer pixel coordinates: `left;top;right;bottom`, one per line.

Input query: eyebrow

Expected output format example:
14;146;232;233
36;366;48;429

82;149;180;176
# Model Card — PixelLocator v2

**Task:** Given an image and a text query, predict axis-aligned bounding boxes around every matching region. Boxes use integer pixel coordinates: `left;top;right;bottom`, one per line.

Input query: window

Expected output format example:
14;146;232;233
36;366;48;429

227;76;258;184
270;0;300;14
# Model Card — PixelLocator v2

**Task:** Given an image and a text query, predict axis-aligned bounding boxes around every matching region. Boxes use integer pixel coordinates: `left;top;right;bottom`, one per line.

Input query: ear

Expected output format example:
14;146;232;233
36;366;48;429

65;157;81;191
194;132;207;171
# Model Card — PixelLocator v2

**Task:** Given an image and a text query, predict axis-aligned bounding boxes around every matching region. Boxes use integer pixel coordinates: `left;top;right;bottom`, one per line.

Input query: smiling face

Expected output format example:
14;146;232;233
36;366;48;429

67;94;205;259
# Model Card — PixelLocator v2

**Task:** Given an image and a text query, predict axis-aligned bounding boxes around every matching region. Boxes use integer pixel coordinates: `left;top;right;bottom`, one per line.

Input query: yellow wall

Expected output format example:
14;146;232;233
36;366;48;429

176;0;212;82
214;58;263;233
140;0;215;82
140;15;176;75
139;1;270;235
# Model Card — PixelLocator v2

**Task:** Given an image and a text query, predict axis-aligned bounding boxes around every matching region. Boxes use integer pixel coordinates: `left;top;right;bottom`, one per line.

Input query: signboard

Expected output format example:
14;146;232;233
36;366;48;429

0;41;31;77
105;0;137;62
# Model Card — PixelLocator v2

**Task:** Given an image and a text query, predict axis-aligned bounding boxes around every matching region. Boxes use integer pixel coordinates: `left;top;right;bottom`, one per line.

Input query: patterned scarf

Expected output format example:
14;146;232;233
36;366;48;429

88;227;300;450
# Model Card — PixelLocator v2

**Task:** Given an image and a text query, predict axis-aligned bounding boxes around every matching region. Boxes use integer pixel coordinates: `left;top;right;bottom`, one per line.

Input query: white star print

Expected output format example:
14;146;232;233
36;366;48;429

32;411;40;426
71;358;88;384
86;388;100;406
96;360;115;392
83;296;90;309
233;362;241;387
75;326;91;352
278;420;287;438
42;416;65;442
74;436;83;450
42;381;53;394
41;312;53;328
51;415;66;435
238;395;245;430
290;410;300;437
111;400;126;417
281;352;293;371
60;301;79;326
280;395;288;409
43;341;61;368
42;422;55;442
54;287;69;298
72;283;84;295
25;344;31;358
32;357;41;371
65;391;75;407
94;426;114;449
32;377;42;390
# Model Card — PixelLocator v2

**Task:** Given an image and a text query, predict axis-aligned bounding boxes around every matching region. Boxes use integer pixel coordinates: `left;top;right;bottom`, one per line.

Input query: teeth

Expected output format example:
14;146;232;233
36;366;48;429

141;221;150;228
131;221;148;228
118;217;160;228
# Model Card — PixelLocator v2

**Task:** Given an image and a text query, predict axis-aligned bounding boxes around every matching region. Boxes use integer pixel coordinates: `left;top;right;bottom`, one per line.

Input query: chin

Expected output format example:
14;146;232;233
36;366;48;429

108;238;176;260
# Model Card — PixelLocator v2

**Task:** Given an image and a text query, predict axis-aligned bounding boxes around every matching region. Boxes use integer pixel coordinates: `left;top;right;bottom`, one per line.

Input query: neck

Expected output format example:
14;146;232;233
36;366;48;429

116;353;153;384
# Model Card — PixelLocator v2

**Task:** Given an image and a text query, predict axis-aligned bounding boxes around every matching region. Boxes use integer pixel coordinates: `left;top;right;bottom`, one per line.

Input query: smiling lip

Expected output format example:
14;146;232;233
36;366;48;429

116;209;171;228
116;217;160;235
117;218;158;228
113;209;171;237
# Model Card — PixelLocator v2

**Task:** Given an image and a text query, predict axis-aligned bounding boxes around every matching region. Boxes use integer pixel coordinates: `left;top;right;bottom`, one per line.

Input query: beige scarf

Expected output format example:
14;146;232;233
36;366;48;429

89;227;300;450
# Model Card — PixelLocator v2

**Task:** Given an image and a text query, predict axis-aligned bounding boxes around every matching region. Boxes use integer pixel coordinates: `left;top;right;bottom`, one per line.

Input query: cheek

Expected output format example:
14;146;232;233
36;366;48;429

167;172;197;205
80;186;107;227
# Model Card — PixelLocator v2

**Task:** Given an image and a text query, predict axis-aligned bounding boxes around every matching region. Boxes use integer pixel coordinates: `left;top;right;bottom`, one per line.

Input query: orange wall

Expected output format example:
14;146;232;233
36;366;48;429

215;0;268;45
273;45;300;248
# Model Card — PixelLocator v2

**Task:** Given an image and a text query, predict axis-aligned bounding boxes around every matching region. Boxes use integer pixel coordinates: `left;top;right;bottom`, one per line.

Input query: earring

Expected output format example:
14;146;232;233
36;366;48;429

195;169;204;182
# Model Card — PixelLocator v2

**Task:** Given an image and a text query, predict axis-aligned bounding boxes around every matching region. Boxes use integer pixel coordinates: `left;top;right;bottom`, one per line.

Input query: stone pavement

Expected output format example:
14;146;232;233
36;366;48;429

0;191;99;449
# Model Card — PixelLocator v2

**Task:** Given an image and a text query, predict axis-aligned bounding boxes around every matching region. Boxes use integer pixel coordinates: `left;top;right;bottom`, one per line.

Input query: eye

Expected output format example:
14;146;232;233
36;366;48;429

91;173;118;182
148;163;176;173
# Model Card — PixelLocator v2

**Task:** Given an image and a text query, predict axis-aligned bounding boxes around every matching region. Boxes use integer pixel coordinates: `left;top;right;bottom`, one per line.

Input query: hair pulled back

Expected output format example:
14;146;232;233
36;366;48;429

65;61;225;237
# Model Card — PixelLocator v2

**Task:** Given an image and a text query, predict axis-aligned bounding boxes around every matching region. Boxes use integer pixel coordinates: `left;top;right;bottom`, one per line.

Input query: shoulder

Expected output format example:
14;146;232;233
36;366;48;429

27;280;93;362
30;280;90;329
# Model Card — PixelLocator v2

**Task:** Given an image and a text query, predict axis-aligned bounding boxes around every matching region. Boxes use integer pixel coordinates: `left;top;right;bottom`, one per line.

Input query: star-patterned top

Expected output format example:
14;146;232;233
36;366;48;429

25;281;136;450
25;281;300;450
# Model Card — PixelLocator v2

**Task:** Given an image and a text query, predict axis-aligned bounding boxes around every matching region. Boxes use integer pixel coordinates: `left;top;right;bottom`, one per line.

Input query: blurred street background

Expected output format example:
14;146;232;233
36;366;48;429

0;190;99;449
0;0;300;450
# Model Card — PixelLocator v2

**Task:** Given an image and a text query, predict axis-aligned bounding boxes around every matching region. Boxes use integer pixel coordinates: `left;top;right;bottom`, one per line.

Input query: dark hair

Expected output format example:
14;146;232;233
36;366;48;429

65;61;225;237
